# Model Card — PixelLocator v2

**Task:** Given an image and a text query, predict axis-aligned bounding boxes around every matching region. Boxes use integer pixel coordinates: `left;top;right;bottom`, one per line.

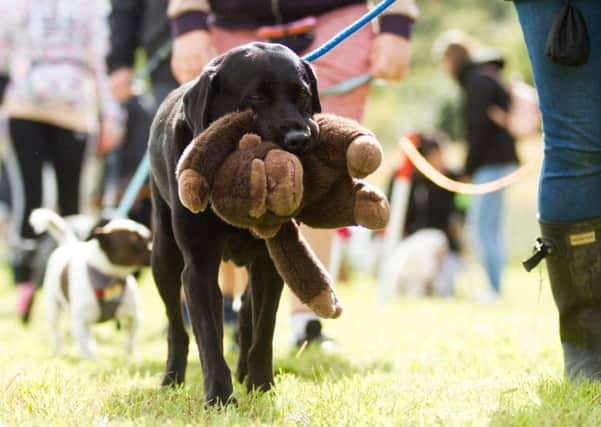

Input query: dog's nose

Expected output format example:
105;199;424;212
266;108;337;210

283;130;311;154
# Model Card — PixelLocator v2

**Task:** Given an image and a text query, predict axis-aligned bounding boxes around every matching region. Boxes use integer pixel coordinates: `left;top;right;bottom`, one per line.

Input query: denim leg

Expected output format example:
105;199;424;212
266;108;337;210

515;0;601;222
468;164;515;292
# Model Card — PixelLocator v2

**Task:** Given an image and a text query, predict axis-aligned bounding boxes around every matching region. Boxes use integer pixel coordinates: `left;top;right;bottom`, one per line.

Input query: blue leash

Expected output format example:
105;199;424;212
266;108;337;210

116;0;394;217
302;0;395;62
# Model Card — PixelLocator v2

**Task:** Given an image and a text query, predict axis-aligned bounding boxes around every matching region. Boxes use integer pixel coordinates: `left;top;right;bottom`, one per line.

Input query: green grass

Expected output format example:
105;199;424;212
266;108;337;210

2;265;601;426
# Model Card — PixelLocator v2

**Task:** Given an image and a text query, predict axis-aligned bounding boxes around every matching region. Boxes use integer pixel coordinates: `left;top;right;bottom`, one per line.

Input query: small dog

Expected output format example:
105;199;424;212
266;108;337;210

30;208;151;359
380;229;449;300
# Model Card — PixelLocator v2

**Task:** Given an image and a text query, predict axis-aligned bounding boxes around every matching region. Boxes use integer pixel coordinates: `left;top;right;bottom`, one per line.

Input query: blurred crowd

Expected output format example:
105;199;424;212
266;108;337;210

0;0;531;348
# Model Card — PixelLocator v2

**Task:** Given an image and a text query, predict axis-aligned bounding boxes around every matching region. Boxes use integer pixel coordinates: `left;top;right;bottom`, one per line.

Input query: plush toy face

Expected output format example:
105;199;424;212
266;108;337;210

211;134;304;238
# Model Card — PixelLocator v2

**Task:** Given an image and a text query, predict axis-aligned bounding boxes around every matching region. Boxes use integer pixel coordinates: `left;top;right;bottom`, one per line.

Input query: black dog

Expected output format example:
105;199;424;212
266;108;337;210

148;42;321;404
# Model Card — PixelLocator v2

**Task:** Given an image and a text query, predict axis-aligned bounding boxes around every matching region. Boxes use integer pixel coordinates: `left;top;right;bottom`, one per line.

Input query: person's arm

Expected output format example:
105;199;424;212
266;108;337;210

370;0;419;81
168;0;214;83
92;3;126;151
107;0;143;73
107;0;143;102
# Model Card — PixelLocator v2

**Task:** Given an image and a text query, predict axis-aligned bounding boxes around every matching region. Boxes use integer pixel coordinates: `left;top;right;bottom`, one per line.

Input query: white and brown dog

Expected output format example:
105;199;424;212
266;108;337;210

30;208;151;360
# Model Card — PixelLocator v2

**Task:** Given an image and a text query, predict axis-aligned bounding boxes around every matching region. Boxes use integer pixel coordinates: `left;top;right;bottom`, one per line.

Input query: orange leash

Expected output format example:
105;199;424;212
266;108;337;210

398;136;542;195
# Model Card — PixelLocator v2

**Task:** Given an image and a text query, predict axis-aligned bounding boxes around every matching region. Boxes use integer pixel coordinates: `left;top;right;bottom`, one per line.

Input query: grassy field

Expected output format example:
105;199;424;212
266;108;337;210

2;262;601;427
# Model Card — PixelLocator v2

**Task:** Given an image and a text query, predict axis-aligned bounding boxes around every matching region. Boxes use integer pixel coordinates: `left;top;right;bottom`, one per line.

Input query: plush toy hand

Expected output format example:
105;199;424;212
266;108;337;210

296;113;390;231
177;110;257;213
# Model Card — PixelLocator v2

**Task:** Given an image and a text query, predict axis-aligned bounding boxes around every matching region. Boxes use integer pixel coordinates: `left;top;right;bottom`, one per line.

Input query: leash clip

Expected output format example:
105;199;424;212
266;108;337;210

522;237;552;272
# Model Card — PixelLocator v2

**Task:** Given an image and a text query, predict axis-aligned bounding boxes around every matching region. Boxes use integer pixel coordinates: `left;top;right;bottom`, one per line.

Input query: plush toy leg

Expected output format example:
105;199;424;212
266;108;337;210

265;221;342;319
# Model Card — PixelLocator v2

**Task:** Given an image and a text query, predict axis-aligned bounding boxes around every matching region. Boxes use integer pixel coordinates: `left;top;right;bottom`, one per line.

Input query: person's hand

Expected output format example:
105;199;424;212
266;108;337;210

370;33;411;81
97;111;126;155
487;105;508;128
171;30;216;84
109;67;134;102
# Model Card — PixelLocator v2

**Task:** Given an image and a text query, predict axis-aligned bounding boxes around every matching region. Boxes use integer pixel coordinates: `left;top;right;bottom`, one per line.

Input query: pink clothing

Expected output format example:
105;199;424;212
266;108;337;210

210;4;373;122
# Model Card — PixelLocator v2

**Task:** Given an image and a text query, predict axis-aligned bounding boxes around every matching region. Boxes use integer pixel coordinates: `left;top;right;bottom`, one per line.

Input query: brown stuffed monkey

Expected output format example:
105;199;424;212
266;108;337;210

176;111;390;319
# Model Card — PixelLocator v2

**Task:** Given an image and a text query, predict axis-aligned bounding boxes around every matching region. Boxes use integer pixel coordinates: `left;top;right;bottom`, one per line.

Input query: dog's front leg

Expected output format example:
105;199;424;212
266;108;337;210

182;259;233;405
245;247;284;392
175;211;234;405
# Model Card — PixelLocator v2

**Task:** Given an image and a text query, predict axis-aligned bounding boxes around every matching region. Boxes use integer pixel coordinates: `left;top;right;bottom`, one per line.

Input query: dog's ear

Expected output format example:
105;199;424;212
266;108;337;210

89;226;108;240
183;59;223;136
302;60;322;114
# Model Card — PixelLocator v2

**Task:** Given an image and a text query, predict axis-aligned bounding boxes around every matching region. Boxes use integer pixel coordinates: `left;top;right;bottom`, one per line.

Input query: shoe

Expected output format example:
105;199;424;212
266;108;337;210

295;319;336;352
477;288;500;303
526;218;601;380
17;282;36;324
223;295;237;326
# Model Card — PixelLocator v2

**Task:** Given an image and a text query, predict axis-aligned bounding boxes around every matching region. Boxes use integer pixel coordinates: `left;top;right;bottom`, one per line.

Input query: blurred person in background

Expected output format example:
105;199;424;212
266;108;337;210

435;31;518;302
105;0;179;227
514;1;601;381
166;0;418;348
0;0;123;323
401;133;464;297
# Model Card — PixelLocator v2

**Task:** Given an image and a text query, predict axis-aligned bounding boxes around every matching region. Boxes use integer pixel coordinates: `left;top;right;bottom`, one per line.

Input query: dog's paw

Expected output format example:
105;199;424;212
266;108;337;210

178;169;210;213
306;288;343;319
346;135;382;178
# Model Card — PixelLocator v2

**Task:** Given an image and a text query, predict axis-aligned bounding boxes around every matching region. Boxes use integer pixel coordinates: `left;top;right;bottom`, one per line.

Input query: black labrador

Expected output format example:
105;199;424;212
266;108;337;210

148;42;321;404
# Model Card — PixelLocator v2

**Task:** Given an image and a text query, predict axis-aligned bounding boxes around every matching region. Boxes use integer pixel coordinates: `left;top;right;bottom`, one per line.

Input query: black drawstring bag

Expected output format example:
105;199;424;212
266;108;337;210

545;2;590;66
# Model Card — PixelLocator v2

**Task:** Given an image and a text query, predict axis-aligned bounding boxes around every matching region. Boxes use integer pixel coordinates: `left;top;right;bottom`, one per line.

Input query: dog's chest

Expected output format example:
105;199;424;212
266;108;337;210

86;266;127;322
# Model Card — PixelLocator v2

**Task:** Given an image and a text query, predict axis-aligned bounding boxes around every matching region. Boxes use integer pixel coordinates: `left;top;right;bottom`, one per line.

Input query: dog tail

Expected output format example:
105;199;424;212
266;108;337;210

29;208;77;244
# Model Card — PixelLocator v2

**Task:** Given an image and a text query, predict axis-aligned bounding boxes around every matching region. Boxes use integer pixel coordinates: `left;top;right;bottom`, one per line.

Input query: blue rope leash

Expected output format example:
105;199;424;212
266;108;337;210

115;152;150;217
302;0;396;62
116;0;394;217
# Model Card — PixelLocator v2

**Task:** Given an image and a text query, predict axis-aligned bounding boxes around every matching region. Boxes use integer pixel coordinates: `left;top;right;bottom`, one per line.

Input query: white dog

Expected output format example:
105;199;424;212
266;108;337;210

30;208;151;360
379;228;450;300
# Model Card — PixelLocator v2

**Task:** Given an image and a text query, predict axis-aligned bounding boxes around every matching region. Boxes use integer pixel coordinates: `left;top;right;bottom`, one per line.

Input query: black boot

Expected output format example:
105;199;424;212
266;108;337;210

525;218;601;380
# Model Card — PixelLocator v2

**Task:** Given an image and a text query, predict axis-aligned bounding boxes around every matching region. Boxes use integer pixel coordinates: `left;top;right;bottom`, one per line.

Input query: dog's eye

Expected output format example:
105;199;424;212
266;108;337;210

247;94;266;104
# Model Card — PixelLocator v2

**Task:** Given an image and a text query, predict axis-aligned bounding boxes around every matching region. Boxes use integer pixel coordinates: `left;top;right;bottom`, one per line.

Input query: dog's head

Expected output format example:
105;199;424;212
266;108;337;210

90;219;152;268
183;42;321;154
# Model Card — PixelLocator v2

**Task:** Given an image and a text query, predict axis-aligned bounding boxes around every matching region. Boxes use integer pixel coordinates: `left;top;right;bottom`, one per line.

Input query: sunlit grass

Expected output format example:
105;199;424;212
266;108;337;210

2;263;601;426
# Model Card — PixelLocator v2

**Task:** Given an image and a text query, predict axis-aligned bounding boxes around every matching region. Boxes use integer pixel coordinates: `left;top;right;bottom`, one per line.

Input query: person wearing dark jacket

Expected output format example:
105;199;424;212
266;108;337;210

105;0;180;227
107;0;178;105
438;31;518;300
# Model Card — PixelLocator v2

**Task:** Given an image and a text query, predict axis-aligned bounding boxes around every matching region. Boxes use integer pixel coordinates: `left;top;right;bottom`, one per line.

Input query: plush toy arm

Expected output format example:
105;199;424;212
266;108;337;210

176;110;256;213
265;221;342;319
315;113;383;178
297;179;390;230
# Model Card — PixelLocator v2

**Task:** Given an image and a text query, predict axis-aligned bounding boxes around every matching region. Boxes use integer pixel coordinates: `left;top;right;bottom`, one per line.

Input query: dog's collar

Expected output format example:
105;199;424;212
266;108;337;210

87;265;128;322
86;265;127;298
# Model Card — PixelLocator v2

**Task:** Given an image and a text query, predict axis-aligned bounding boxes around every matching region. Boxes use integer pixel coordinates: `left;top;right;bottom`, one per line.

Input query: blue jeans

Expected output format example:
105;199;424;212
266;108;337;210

515;0;601;222
468;164;516;292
